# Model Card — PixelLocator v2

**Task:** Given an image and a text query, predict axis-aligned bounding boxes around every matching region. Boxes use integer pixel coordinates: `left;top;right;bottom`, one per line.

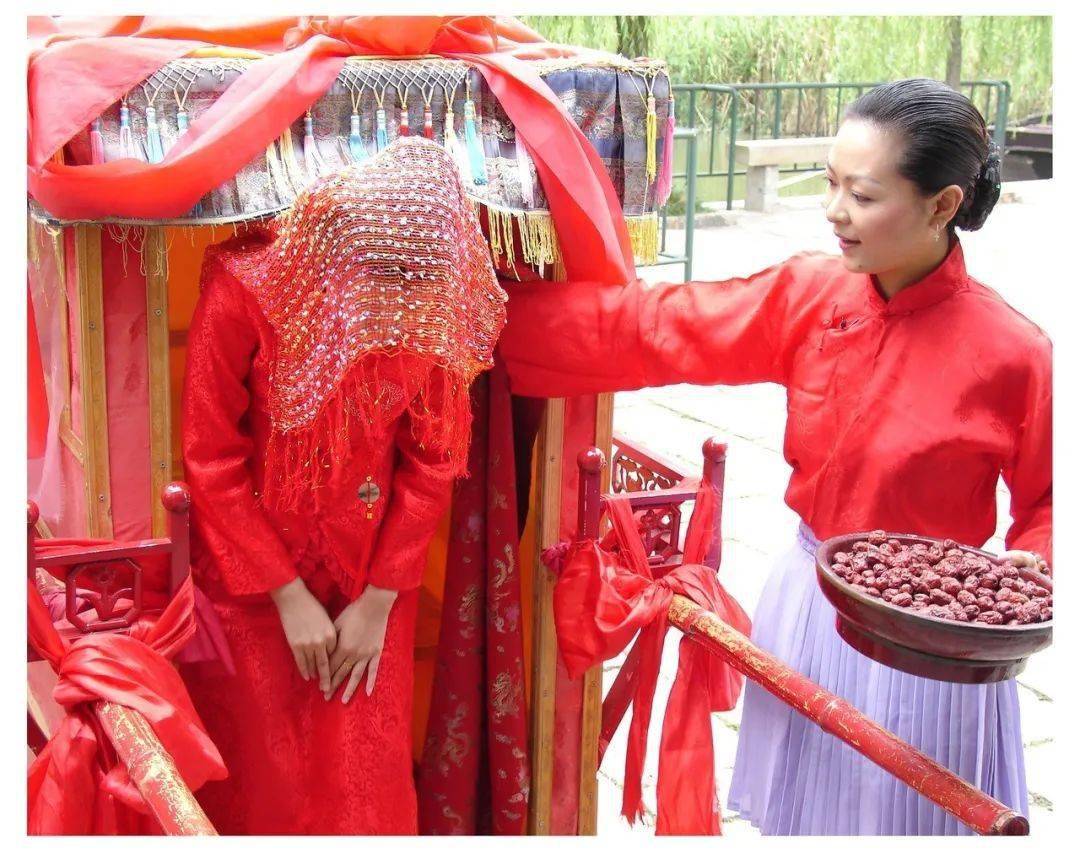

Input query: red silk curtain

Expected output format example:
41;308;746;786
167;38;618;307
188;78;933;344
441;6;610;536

417;361;532;834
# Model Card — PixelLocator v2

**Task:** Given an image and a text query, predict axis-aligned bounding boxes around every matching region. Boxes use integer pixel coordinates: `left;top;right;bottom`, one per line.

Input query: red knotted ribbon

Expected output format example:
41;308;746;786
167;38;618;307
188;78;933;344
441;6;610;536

553;483;751;835
27;572;226;834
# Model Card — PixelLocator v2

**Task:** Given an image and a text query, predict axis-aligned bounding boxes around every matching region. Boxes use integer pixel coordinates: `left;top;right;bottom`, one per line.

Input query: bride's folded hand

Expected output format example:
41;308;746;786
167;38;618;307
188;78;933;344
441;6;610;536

325;584;398;703
270;577;338;689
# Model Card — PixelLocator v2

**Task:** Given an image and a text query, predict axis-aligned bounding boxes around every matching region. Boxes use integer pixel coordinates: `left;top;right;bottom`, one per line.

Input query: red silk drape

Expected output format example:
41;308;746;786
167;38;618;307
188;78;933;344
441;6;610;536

27;15;632;284
27;571;226;834
417;362;531;834
553;485;752;835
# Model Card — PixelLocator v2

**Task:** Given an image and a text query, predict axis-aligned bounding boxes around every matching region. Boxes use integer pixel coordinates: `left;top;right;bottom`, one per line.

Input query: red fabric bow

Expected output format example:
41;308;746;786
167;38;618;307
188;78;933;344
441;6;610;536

283;15;506;56
27;573;226;834
553;484;751;835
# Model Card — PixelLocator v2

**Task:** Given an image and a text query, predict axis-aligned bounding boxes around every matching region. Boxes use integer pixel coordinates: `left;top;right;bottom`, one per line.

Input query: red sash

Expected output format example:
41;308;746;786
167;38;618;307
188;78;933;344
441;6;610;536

552;482;751;834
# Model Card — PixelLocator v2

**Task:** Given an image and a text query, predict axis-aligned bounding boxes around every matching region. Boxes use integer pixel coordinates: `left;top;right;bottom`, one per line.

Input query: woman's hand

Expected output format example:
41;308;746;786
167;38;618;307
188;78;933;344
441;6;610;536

996;549;1051;576
325;585;398;703
270;577;338;688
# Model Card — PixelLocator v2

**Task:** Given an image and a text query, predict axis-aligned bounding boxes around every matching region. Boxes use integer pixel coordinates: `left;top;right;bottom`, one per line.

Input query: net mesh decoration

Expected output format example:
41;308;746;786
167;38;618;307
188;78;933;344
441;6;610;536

212;136;507;511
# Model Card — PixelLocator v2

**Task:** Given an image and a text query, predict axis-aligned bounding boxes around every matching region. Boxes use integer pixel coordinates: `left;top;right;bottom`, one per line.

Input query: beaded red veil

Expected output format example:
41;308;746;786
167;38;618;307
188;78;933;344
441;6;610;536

214;137;506;510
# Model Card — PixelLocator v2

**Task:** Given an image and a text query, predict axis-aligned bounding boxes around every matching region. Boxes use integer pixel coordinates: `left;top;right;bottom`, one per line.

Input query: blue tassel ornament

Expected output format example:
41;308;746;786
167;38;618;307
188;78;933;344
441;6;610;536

118;102;142;160
144;104;165;164
462;97;487;186
348;112;369;162
375;107;388;152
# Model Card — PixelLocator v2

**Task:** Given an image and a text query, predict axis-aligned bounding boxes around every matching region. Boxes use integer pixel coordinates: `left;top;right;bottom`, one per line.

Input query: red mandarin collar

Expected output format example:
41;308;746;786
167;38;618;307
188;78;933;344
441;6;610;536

867;238;969;317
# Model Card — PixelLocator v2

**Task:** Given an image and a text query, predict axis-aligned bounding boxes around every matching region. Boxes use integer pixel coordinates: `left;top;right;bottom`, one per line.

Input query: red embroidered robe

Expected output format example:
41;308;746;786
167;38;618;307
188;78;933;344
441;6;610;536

180;249;458;834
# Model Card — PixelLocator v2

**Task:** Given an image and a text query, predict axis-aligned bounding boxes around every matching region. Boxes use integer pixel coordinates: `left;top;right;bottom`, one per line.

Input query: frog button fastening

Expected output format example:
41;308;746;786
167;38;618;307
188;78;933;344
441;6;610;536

358;476;380;519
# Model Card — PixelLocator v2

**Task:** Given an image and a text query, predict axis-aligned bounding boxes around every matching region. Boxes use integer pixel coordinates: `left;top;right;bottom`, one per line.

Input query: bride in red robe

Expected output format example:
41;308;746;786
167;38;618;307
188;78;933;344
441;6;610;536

179;138;506;834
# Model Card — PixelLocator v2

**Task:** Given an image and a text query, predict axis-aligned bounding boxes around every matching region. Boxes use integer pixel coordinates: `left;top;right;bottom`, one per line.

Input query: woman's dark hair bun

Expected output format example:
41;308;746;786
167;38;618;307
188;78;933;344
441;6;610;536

954;141;1002;231
846;78;1001;233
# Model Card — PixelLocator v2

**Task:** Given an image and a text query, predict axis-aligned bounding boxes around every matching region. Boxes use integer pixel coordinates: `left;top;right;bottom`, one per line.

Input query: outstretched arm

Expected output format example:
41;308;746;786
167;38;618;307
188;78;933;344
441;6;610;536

499;255;818;397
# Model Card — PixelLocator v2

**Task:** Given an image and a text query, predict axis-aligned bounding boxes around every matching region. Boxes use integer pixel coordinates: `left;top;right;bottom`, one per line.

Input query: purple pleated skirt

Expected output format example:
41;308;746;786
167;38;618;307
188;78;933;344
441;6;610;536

727;523;1028;835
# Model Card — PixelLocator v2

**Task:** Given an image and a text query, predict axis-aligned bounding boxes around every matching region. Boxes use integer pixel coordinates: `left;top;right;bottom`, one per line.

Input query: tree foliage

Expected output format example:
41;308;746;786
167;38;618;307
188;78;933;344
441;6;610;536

523;16;1051;120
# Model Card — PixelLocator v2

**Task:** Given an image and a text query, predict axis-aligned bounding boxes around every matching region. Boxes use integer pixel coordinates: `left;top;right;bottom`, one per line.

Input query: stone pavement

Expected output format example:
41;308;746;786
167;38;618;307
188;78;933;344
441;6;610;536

596;180;1057;836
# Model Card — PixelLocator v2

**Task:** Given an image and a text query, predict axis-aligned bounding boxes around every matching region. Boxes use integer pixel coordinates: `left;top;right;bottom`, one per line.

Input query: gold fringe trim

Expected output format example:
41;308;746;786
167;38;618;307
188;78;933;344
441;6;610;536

277;129;308;195
519;210;564;277
265;139;294;205
143;228;170;281
625;212;659;267
105;225;143;277
645;95;658;184
100;225;173;279
477;202;659;277
528;56;668;77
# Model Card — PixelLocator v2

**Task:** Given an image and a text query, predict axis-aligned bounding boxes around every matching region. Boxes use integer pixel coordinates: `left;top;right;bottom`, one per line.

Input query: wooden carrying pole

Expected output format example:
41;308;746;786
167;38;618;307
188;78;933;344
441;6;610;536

666;595;1029;836
95;702;217;835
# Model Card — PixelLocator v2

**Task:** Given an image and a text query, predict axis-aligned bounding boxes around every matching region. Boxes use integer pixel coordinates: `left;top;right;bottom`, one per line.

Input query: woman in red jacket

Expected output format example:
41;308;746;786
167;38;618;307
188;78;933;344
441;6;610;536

501;79;1050;834
179;139;505;834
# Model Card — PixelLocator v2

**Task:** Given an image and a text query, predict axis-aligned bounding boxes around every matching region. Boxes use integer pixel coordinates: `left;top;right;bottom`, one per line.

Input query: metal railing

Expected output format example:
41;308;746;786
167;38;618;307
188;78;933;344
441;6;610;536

653;125;697;281
650;79;1011;280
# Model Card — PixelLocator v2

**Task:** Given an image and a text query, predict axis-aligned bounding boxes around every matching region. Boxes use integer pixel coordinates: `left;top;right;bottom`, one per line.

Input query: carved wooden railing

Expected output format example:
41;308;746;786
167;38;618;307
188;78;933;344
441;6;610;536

610;434;720;573
27;487;217;836
611;437;689;493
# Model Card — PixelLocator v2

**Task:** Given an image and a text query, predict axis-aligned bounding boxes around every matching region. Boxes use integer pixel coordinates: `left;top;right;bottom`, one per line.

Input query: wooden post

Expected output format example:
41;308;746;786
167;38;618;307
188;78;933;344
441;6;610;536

576;392;614;834
162;482;191;596
74;225;113;537
528;397;565;835
145;228;172;536
46;227;80;457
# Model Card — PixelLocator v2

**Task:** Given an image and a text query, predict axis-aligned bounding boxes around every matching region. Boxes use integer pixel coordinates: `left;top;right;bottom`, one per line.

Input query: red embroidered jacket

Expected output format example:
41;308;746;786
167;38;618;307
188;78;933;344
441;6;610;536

500;241;1052;565
182;262;457;599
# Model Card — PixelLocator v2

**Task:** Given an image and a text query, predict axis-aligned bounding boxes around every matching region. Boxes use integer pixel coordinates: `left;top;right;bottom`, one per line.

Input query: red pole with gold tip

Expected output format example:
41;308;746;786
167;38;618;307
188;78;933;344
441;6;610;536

666;595;1029;836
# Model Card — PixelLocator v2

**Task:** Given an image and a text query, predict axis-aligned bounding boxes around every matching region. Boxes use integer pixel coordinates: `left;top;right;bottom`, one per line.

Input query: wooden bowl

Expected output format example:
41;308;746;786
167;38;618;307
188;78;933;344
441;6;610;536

815;533;1052;684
